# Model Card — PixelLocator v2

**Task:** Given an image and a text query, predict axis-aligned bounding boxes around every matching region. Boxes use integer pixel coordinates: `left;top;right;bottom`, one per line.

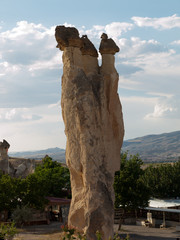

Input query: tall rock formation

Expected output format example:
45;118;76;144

55;26;124;240
0;139;10;174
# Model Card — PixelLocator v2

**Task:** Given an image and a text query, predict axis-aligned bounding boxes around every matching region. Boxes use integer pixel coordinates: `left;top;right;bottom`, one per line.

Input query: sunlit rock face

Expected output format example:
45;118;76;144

55;26;124;240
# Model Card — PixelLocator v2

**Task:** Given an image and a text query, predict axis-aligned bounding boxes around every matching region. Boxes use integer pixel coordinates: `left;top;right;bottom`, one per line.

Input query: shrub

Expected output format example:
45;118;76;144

0;222;17;240
12;205;32;227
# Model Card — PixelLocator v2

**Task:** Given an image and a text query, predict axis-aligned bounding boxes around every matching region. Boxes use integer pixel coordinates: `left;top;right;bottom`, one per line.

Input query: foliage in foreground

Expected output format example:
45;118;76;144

0;222;17;239
61;225;130;240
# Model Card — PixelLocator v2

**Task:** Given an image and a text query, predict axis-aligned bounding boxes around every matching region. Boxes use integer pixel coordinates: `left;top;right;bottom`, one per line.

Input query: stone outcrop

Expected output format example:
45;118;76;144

0;140;39;177
0;139;10;174
8;157;37;178
55;26;124;240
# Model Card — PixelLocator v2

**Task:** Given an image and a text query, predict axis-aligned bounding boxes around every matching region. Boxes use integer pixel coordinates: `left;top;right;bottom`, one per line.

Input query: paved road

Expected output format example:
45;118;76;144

118;224;180;240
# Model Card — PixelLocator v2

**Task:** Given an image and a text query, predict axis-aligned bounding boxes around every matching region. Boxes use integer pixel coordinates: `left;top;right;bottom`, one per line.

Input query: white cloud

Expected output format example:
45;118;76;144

118;76;140;90
105;22;133;38
0;22;57;66
79;25;104;39
171;40;180;45
0;21;62;108
79;21;133;41
145;103;176;119
115;35;180;97
1;21;49;40
0;108;42;122
117;37;169;60
0;19;180;150
144;94;180;120
147;92;173;98
132;14;180;30
121;95;180;140
0;103;65;151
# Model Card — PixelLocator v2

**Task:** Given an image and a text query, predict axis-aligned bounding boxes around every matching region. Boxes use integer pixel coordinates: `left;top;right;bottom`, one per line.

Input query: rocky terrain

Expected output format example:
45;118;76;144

8;157;40;178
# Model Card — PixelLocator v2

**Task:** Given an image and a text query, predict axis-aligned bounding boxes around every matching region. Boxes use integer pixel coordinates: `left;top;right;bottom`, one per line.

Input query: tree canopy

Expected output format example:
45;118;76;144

114;152;150;210
143;161;180;198
0;155;70;211
0;153;179;215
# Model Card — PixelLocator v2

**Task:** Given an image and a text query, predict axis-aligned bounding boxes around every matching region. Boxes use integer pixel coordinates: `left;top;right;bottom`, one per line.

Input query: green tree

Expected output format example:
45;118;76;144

143;161;180;198
33;155;70;197
114;152;150;230
114;152;150;210
22;155;71;209
0;156;71;212
0;174;24;212
23;173;48;209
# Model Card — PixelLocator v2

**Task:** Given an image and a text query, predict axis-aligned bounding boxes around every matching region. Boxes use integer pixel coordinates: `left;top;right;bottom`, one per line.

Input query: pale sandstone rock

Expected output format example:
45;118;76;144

55;26;124;240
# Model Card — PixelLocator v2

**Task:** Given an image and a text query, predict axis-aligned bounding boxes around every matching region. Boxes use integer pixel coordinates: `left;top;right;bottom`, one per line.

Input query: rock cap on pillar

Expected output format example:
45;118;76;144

55;25;82;50
80;35;98;57
55;26;98;57
0;139;10;151
99;33;120;55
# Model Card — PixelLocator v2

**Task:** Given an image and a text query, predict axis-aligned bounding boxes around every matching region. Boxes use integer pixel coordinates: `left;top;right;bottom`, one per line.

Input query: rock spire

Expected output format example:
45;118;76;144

55;26;124;240
0;139;10;174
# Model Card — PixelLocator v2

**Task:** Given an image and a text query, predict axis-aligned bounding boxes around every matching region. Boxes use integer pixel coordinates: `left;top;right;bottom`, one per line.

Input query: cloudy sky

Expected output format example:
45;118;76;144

0;0;180;152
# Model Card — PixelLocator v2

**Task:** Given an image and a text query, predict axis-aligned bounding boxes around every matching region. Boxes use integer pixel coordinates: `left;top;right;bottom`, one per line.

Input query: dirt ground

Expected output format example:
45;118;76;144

14;222;180;240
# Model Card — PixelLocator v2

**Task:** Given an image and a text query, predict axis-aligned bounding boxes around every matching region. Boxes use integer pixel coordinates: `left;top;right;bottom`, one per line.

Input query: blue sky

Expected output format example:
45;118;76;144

0;0;180;151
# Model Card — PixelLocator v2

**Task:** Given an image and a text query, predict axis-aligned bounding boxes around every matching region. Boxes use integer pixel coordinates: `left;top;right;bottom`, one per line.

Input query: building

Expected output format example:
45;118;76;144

140;198;180;228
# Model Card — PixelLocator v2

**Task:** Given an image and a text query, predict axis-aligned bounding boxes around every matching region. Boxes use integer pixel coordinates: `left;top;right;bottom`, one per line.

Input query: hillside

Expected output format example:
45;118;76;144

122;130;180;163
9;147;66;163
9;131;180;163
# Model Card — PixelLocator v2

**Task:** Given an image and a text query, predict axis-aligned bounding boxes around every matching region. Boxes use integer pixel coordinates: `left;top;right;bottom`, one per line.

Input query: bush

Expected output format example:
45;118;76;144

12;205;32;227
0;222;17;240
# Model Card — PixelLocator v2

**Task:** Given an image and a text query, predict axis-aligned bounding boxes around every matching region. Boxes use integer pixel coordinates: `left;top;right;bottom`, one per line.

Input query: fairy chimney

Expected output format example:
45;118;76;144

55;26;124;240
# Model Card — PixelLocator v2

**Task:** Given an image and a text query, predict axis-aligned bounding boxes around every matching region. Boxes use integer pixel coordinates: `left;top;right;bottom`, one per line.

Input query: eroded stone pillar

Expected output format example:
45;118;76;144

0;139;10;174
55;26;124;240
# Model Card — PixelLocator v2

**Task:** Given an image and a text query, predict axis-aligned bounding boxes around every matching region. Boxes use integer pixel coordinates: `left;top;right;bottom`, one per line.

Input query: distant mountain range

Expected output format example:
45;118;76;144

122;130;180;163
9;147;66;163
9;130;180;163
